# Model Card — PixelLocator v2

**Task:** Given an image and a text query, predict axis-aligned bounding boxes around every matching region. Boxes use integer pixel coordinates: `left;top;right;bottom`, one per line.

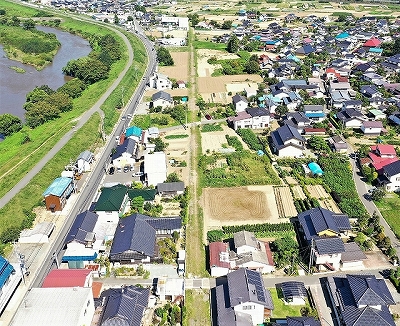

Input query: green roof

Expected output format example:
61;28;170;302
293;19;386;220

95;185;128;211
127;189;157;201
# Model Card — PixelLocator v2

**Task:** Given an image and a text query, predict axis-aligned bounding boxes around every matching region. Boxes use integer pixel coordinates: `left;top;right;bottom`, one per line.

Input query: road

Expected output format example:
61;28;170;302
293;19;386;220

348;147;400;259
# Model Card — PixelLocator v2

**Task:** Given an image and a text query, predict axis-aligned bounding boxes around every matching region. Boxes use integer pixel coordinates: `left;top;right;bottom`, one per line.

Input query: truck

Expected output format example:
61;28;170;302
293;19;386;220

177;250;185;276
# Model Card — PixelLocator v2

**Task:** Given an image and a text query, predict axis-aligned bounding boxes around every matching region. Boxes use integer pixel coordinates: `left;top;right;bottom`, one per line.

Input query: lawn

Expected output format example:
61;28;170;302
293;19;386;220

269;288;309;318
193;40;227;51
375;194;400;239
183;289;211;326
132;113;180;129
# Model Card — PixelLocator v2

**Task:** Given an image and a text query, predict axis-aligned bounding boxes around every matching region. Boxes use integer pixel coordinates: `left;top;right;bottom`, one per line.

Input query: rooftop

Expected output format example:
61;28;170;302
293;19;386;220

42;177;73;197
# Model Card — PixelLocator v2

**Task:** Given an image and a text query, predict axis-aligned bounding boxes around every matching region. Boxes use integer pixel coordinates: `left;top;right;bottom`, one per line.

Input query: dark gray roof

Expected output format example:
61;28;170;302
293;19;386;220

271;125;305;151
287;316;322;326
77;150;93;162
112;138;137;160
215;283;236;326
337;108;365;122
342;306;395;326
100;285;150;326
383;160;400;178
234;230;258;249
341;242;367;262
110;213;181;260
286;112;310;124
246;107;270;117
348;275;395;306
280;281;307;300
156;182;185;193
314;236;345;255
232;94;248;104
65;210;98;245
303;105;324;112
298;207;351;241
152;90;172;102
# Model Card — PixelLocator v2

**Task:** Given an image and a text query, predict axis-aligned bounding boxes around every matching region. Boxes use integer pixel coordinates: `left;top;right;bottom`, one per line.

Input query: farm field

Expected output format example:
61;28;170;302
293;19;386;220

318;199;341;214
292;185;306;200
201;124;248;154
306;185;329;199
375;195;400;239
203;186;282;233
159;51;190;81
273;186;298;218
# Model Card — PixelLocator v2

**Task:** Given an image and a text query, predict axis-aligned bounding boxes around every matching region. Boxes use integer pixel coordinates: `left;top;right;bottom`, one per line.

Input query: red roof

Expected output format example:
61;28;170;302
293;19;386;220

364;37;381;47
337;76;349;82
92;281;103;299
304;128;326;133
42;269;91;288
372;157;399;172
264;242;274;266
371;144;396;156
209;242;230;269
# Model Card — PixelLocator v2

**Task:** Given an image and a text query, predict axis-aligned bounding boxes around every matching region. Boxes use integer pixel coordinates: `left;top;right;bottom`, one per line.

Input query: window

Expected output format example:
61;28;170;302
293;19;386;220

242;305;255;310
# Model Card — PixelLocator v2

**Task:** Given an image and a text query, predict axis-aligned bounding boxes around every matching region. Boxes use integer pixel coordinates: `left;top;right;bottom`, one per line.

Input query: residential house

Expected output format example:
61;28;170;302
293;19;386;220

99;286;150;326
284;112;311;134
303;105;325;122
93;184;130;223
244;86;257;98
177;80;186;88
156;277;184;301
328;135;348;153
278;281;307;305
342;100;363;111
144;151;167;186
76;150;94;173
362;72;385;84
227;107;270;130
214;268;274;326
360;120;385;135
157;181;185;196
10;287;95;326
326;274;395;326
152;91;173;109
336;108;368;128
125;126;142;142
270;125;306;157
109;213;181;263
360;84;381;98
19;222;54;244
0;256;22;315
65;210;98;247
112;138;138;170
209;242;231;277
271;317;321;326
388;111;400;125
42;269;93;289
148;73;172;90
378;160;400;192
369;108;386;120
42;177;75;212
232;94;249;113
331;90;351;108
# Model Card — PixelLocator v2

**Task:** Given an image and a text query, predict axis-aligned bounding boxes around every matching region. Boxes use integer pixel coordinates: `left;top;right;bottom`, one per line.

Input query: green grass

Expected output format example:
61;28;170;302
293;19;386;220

132;113;180;129
0;1;50;17
193;40;227;51
375;194;400;239
183;289;211;326
269;288;310;318
165;134;189;139
201;124;223;132
0;114;103;234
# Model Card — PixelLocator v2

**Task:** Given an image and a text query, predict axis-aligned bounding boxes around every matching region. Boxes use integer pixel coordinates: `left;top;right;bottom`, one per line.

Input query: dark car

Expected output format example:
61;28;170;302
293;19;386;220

109;167;115;175
205;114;212;120
123;166;130;173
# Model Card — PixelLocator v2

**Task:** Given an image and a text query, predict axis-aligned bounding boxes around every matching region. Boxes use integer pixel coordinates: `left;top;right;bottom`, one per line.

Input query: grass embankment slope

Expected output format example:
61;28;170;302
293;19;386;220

376;194;400;239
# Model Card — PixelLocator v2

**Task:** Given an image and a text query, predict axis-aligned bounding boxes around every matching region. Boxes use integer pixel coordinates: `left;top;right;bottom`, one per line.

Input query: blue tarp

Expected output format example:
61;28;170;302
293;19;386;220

308;162;323;175
305;112;325;118
125;126;142;138
0;256;14;288
62;252;98;262
42;177;73;197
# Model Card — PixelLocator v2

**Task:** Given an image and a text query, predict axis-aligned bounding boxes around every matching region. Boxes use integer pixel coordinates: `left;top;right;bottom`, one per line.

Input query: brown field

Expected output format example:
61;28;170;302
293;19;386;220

273;186;298;218
201;124;248;154
159;51;190;81
318;199;342;214
306;185;329;199
292;185;306;200
203;186;282;233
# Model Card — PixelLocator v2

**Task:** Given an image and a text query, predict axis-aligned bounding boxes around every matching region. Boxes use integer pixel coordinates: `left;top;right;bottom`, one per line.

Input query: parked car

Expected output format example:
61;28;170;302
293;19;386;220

123;166;130;173
205;114;212;120
133;172;144;177
109;167;115;175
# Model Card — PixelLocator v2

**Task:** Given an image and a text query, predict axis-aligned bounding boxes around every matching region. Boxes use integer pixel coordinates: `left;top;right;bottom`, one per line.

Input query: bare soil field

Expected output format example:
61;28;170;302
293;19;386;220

200;124;248;154
292;185;306;200
306;185;329;199
197;49;239;77
159;51;190;81
273;186;298;218
319;199;341;214
203;185;281;232
285;176;298;185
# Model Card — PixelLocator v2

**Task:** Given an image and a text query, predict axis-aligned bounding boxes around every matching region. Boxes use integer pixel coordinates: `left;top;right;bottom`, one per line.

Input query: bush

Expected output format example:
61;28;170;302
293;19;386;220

236;128;263;151
201;124;223;132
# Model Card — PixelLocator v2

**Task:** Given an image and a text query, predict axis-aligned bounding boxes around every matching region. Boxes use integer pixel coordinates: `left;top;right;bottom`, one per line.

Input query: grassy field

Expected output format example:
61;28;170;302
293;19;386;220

269;288;310;318
132;113;181;129
0;113;103;236
375;194;400;239
193;40;227;51
183;289;211;326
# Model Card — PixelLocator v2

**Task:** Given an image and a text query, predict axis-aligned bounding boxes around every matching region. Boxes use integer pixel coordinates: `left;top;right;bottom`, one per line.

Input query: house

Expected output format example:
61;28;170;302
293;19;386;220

93;184;130;223
144;151;167;186
65;210;98;249
284;112;311;134
42;177;75;212
328;135;348;153
157;181;185;196
369;108;386;120
156;278;184;301
0;256;22;315
331;90;351;108
109;213;181;263
76;150;94;173
214;268;274;326
232;94;248;113
278;281;307;305
19;222;54;244
360;120;385;135
326;274;395;326
378;160;400;192
244;86;257;98
303;105;325;122
125;126;142;141
336;108;367;128
342;100;362;111
148;73;172;90
360;85;381;98
388;111;400;125
227;107;270;131
112;138;138;170
152;90;173;109
209;242;231;277
177;80;186;88
341;242;367;271
42;269;93;289
99;285;150;326
10;287;95;326
270;125;305;157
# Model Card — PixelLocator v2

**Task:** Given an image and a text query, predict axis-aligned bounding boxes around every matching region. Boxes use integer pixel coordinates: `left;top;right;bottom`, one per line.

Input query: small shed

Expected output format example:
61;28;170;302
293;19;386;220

308;162;323;176
279;281;308;305
156;182;185;196
76;150;94;173
43;177;74;212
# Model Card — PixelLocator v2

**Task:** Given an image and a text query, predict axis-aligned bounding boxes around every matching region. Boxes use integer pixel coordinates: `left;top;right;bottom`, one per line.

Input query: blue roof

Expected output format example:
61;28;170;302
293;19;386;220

0;256;14;289
305;112;325;118
62;252;97;261
308;162;323;175
271;125;305;150
125;126;142;138
43;177;73;197
336;32;349;39
112;138;137;160
369;47;383;53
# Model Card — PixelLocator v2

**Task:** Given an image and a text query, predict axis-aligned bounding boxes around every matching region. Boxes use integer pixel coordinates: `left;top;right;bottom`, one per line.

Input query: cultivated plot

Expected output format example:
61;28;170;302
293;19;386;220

274;186;298;218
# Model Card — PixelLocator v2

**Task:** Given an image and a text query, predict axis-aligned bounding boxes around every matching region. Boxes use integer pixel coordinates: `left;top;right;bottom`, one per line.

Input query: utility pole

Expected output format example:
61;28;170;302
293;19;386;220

308;238;314;275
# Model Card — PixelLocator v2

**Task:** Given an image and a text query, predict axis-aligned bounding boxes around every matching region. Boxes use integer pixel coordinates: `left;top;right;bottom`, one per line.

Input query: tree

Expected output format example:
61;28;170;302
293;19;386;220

245;60;260;74
150;137;167;152
22;18;35;30
0;114;22;136
113;14;119;25
57;78;86;98
166;172;182;183
156;47;174;66
188;13;200;27
271;235;298;268
221;20;232;30
131;196;144;212
227;35;239;53
371;188;386;201
45;92;73;112
127;16;133;22
307;135;330;153
275;105;288;117
25;101;60;128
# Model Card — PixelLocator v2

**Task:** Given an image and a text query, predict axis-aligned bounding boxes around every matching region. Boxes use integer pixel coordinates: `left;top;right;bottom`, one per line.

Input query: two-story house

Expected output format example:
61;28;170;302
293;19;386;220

378;160;400;192
270;125;305;157
227;107;270;131
232;94;249;113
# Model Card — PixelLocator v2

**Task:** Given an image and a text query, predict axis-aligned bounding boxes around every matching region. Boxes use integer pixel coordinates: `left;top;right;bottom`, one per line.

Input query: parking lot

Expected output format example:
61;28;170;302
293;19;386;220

104;161;144;185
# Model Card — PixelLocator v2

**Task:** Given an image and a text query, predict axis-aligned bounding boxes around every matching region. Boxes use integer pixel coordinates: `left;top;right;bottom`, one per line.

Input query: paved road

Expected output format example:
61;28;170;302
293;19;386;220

348;147;400;259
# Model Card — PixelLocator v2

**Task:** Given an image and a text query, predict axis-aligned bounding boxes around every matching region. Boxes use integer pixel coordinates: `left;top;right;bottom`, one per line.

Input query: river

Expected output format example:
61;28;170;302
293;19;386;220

0;26;92;120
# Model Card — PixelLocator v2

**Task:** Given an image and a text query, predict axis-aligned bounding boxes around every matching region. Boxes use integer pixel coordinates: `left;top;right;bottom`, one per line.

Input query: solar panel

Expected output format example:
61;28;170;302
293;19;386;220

281;281;307;299
246;269;266;302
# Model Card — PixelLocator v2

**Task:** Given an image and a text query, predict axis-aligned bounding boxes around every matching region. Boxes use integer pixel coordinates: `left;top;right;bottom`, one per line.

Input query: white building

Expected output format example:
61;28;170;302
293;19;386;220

144;152;167;186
